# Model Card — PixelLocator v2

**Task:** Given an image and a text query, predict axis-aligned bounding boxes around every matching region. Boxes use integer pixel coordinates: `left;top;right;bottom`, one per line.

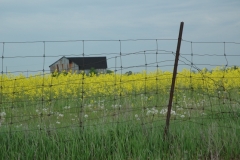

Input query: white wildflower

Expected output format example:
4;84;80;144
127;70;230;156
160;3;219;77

135;114;138;118
180;115;185;118
146;107;158;116
112;104;121;108
160;108;167;115
84;114;88;118
56;121;60;124
112;104;118;108
58;114;64;117
42;108;47;112
0;112;6;117
151;108;158;115
63;106;71;109
160;109;176;115
146;110;152;116
171;110;176;115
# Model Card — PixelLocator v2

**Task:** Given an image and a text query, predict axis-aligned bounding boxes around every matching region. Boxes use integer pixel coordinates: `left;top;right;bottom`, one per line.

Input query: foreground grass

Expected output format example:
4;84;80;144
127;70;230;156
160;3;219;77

0;89;239;159
0;117;240;159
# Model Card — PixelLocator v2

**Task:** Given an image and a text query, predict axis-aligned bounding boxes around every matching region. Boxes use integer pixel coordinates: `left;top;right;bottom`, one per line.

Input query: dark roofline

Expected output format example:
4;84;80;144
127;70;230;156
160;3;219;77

49;56;107;69
66;56;107;69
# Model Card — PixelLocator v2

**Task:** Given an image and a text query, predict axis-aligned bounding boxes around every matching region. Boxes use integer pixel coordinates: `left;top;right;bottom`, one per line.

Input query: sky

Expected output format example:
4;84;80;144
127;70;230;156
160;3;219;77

0;0;240;75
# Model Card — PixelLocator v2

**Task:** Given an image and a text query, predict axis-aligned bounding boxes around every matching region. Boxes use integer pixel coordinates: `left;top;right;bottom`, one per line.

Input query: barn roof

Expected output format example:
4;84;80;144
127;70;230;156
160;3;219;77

67;57;107;69
49;56;107;70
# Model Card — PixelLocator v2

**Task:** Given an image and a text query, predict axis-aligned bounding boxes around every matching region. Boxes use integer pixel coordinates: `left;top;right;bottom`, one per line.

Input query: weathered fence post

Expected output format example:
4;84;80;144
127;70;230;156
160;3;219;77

164;22;184;137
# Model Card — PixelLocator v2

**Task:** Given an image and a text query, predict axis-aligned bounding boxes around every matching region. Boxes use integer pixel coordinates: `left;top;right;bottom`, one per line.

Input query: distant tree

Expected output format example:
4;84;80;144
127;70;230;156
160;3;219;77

230;65;239;70
89;67;97;76
106;70;114;74
125;71;133;75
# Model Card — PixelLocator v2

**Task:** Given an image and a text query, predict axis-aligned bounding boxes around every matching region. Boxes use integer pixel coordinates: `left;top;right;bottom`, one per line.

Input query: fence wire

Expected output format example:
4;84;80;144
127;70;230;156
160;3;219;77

0;39;240;136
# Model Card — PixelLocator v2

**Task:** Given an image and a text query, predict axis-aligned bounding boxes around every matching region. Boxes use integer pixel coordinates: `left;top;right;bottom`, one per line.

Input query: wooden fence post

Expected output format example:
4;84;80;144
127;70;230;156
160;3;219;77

164;22;184;137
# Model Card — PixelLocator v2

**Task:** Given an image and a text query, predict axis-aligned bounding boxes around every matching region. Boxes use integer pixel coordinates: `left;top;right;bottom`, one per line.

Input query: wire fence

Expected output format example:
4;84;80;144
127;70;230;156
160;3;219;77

0;37;240;137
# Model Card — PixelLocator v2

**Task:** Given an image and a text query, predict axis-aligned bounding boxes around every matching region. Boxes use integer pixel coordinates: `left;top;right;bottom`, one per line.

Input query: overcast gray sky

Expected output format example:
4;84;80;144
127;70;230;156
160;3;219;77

0;0;240;75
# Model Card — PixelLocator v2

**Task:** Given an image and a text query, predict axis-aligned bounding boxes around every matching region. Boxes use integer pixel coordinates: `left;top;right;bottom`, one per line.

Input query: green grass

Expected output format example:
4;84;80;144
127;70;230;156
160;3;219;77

0;89;240;159
0;119;239;159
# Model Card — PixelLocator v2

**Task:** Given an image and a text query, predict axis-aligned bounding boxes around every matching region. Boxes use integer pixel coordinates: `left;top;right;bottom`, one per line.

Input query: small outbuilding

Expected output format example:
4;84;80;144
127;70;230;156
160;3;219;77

49;56;107;74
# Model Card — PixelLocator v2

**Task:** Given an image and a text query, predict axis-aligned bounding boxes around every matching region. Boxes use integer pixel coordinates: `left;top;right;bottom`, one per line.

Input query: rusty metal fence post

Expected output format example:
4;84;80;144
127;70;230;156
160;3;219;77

164;22;184;137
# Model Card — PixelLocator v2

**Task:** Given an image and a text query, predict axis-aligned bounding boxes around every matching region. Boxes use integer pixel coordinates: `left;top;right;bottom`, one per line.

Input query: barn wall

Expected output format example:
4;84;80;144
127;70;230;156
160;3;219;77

50;57;79;73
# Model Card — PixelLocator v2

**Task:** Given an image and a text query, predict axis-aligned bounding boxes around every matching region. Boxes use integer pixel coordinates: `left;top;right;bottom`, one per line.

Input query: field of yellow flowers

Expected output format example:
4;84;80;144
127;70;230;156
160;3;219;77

1;67;239;103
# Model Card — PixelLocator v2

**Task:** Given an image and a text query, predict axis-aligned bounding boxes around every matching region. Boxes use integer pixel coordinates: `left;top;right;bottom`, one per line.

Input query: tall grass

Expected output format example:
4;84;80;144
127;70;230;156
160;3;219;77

0;118;239;159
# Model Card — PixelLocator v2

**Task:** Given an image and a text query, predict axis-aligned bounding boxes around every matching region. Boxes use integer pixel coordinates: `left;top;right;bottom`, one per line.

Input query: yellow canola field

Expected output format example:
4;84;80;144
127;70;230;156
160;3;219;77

1;67;240;102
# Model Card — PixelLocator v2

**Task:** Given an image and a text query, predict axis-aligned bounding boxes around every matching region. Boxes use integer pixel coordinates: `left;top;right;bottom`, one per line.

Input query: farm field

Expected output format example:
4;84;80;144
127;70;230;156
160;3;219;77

0;67;240;159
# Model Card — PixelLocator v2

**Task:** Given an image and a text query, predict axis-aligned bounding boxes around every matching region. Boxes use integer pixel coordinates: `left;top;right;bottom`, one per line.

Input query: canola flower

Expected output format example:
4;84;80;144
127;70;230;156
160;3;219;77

0;67;239;103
